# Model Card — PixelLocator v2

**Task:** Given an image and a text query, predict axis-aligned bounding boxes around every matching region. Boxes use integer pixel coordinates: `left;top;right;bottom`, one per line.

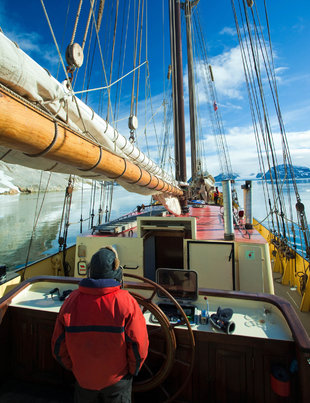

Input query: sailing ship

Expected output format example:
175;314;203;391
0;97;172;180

0;0;309;401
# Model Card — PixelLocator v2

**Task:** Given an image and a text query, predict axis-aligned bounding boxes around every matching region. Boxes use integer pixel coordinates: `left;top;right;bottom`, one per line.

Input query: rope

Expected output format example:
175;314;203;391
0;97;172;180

21;171;52;280
130;0;142;119
113;0;131;129
231;0;310;269
56;0;71;80
70;0;83;45
73;61;147;94
88;0;111;114
106;0;120;123
135;0;145;118
39;0;91;138
58;175;75;276
81;0;94;51
80;179;84;233
96;0;105;31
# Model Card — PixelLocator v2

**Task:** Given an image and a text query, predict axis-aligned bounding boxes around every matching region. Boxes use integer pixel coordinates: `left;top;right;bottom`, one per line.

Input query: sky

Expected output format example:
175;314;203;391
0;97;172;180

0;0;310;180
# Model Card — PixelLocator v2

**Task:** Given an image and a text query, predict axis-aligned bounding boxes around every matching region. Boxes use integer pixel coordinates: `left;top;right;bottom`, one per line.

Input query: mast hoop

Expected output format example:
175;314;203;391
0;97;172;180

110;158;127;180
129;166;143;184
78;147;102;172
24;121;58;158
147;175;160;190
144;172;153;187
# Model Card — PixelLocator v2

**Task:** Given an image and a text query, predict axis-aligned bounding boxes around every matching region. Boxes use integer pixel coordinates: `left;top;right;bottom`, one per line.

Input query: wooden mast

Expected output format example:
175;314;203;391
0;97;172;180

0;88;182;197
184;0;200;182
170;0;187;184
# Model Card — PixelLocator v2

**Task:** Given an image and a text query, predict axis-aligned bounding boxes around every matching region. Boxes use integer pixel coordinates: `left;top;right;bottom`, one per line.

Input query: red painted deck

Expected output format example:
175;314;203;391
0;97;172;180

186;204;266;244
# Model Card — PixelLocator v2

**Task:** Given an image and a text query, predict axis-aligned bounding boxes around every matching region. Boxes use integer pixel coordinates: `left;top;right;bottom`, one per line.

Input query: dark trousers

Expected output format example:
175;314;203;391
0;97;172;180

74;375;133;403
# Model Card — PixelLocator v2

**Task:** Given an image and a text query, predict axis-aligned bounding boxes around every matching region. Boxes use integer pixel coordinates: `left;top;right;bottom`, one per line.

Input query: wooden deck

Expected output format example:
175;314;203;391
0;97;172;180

189;204;266;243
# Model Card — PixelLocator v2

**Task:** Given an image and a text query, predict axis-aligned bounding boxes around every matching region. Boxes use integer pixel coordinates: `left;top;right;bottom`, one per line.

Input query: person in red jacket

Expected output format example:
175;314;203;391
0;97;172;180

51;246;149;403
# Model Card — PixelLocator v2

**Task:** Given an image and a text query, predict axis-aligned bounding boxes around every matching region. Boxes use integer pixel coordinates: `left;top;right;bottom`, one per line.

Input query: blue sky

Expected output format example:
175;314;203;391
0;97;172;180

1;0;309;179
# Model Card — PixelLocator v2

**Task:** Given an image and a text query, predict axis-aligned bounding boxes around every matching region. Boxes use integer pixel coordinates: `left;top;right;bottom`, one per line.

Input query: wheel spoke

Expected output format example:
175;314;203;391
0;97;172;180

148;347;167;359
158;383;170;398
145;289;157;303
174;357;191;367
124;272;195;398
143;362;155;377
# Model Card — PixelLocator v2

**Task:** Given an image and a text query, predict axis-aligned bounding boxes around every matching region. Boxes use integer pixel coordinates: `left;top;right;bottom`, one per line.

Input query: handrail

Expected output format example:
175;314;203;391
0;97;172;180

1;275;310;352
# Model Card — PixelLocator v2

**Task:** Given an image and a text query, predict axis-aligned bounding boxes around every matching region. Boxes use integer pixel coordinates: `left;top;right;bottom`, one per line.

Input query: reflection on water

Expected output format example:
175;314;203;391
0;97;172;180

0;181;309;271
0;187;150;271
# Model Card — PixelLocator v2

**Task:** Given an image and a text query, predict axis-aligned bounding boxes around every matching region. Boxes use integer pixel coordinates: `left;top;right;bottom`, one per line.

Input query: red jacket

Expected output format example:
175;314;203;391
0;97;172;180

51;278;149;390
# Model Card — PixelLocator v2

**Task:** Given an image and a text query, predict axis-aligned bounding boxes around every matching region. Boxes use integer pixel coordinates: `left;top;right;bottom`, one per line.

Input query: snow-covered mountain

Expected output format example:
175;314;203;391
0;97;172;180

0;162;90;195
214;173;240;182
1;161;310;195
256;164;310;180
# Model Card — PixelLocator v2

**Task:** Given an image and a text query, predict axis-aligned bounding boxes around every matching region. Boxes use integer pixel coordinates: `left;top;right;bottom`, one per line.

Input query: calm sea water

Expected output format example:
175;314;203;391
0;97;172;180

1;181;309;271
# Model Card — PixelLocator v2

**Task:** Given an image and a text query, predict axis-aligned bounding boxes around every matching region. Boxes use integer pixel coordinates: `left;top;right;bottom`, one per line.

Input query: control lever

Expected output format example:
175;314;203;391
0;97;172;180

49;287;72;301
210;307;235;334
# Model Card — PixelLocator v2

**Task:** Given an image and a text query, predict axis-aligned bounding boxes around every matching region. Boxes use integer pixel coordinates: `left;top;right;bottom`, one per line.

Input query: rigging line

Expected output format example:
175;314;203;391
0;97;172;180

252;2;294;190
74;62;147;94
243;1;292;241
143;0;148;153
89;180;97;229
81;8;95;103
130;0;142;118
194;11;232;178
193;15;219;160
144;73;160;155
96;0;105;31
40;0;75;86
231;0;274;227
97;181;104;225
56;0;71;80
235;9;272;210
141;102;165;141
108;182;114;222
135;0;145;118
70;0;83;45
241;3;280;170
162;0;166;97
39;0;91;138
236;0;283;232
22;171;52;279
60;176;75;276
250;8;294;244
81;0;95;51
114;0;131;128
113;0;131;127
80;179;84;233
106;0;119;123
88;0;111;114
258;2;304;209
262;0;279;102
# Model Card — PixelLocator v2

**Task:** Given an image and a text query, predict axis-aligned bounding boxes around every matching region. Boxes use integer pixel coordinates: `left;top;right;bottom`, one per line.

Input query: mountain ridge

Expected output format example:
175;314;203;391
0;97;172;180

214;164;310;182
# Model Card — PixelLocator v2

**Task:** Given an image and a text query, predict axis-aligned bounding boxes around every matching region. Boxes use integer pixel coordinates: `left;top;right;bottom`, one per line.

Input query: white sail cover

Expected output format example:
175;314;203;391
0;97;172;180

0;32;180;201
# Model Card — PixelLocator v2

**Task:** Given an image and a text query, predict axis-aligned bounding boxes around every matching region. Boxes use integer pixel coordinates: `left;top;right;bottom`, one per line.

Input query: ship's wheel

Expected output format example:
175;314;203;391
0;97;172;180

123;273;195;403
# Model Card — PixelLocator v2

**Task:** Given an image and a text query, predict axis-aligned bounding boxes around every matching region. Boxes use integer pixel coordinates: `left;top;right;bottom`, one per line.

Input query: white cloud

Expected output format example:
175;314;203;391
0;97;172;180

219;27;236;37
195;123;310;178
199;46;246;100
0;2;58;69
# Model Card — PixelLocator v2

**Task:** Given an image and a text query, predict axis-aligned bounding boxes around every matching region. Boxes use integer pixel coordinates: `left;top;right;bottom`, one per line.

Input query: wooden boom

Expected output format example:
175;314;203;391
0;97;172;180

0;88;182;196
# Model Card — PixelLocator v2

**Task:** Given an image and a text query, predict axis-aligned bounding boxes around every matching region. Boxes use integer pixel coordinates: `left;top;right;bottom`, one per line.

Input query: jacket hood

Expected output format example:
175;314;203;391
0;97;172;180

79;278;121;295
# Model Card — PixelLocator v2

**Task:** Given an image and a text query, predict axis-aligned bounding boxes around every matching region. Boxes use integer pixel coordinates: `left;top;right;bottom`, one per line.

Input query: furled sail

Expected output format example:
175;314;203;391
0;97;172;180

0;32;182;208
